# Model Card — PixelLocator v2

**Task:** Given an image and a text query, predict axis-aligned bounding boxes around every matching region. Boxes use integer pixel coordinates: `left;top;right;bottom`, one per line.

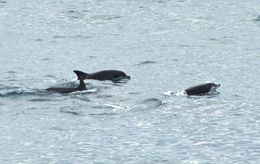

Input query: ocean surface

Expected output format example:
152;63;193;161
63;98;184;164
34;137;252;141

0;0;260;163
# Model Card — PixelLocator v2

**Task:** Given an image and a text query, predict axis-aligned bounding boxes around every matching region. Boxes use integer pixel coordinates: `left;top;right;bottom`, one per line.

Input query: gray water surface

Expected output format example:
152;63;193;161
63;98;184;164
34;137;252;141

0;0;260;163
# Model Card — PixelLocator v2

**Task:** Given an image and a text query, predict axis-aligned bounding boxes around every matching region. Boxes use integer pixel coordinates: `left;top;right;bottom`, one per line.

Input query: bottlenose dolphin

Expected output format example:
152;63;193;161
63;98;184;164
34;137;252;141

74;70;130;81
46;70;87;93
184;83;221;96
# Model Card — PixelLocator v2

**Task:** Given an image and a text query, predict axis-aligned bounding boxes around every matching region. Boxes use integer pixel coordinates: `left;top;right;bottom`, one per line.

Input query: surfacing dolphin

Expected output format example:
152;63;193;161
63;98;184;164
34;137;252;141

74;70;130;82
184;83;221;96
46;70;87;94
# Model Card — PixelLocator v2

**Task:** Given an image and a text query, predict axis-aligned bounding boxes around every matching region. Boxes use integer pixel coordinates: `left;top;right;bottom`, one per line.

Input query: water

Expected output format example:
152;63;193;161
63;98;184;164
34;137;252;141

1;0;260;163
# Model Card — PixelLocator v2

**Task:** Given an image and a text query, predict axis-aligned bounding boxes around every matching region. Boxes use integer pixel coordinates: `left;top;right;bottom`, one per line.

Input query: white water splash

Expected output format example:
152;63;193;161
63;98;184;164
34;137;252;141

162;90;187;96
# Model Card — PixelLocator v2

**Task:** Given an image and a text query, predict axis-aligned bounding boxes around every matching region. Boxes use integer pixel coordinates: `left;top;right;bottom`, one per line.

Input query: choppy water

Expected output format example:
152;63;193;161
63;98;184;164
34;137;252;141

0;0;260;163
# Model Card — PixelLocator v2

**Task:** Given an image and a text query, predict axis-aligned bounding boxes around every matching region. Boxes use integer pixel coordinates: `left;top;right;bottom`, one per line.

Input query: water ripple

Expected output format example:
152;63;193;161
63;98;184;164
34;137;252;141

0;87;47;98
53;35;92;40
0;0;6;4
132;98;167;111
89;113;117;116
137;60;157;66
59;106;83;116
28;98;58;102
91;15;121;21
253;15;260;21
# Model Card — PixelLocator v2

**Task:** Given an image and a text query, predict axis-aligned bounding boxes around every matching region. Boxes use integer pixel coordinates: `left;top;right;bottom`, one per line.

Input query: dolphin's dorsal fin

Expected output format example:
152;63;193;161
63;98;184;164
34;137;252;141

73;70;89;79
73;70;87;90
73;70;86;80
78;79;86;90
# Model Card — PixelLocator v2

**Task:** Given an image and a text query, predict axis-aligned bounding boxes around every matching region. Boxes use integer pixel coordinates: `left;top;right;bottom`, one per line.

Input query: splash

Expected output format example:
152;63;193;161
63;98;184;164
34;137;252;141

162;90;187;96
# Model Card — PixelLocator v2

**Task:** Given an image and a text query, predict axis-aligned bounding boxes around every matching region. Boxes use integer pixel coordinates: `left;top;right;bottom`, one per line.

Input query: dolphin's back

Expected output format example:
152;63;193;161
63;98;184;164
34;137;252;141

78;70;130;81
88;70;125;80
46;87;78;93
184;83;212;95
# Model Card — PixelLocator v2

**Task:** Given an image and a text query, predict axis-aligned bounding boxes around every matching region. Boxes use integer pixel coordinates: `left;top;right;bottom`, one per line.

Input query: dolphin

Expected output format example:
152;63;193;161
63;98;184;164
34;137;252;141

74;70;130;81
46;70;87;94
184;83;221;96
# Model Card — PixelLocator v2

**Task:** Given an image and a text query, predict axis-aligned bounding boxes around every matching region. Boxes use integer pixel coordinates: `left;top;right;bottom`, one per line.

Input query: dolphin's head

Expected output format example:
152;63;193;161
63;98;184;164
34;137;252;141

125;75;131;80
208;83;221;92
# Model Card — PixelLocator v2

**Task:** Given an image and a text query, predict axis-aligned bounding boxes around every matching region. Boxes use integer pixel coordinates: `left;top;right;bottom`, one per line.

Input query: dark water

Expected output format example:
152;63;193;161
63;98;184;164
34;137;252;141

0;0;260;163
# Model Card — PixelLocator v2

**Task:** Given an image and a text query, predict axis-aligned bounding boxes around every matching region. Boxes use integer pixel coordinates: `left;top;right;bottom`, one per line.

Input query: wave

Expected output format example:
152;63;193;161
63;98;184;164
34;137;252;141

0;87;48;98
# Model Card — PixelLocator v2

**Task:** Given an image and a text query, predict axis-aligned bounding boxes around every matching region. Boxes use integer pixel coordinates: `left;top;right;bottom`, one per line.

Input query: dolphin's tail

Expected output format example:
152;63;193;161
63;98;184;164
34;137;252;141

73;70;89;80
73;70;87;90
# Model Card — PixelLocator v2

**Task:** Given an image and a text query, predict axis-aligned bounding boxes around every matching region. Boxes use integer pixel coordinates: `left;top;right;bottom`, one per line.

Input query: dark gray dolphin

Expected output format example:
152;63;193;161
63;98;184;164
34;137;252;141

74;70;130;81
184;83;221;96
46;70;87;94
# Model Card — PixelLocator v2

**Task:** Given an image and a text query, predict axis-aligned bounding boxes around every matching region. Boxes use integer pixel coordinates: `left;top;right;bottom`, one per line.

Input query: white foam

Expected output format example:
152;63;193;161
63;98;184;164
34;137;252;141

162;90;187;96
